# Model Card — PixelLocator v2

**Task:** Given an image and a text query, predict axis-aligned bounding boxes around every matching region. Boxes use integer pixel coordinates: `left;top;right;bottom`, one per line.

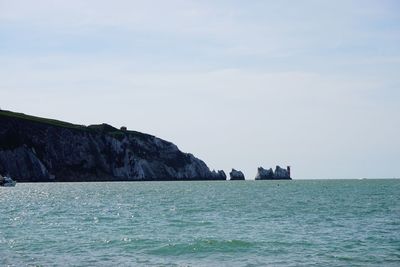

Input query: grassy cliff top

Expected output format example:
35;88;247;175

0;109;153;139
0;109;85;130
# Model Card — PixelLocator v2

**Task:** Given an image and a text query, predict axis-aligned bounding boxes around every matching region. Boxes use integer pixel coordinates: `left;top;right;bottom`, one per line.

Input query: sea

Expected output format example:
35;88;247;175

1;179;399;266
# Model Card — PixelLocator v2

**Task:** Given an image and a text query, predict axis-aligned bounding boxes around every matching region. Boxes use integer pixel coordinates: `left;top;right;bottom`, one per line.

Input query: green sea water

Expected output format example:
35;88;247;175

1;179;399;266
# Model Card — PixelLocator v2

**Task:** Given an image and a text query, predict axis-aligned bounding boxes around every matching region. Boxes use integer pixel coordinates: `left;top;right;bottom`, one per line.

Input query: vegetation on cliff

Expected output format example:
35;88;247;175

0;110;226;182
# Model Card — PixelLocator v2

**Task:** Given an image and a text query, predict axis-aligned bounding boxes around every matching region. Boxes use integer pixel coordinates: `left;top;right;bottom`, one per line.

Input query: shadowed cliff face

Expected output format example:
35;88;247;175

255;166;291;180
0;110;226;182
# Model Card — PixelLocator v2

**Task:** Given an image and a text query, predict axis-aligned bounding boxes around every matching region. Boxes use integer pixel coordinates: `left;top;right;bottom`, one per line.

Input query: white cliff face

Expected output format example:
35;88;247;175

229;169;245;180
255;167;274;180
0;145;49;182
0;114;226;182
274;166;290;179
209;170;227;180
255;166;291;180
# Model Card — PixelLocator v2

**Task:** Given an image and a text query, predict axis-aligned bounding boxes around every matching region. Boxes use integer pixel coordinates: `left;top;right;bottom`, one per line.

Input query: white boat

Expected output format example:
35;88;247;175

0;175;16;187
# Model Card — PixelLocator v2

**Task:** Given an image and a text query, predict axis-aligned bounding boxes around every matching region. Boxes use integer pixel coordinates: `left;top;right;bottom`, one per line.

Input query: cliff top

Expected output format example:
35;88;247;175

0;109;154;140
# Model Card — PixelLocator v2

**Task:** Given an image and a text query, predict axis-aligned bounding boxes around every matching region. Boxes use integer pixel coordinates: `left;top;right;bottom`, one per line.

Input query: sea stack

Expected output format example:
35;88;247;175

229;169;245;180
255;166;291;180
212;170;227;180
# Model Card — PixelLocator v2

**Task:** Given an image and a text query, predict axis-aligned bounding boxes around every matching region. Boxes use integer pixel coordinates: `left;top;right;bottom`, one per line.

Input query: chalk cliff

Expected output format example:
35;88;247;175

0;110;226;182
255;166;291;180
229;169;245;180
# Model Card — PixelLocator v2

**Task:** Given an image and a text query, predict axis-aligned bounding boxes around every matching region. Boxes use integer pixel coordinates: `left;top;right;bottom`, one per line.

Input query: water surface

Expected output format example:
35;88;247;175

1;179;399;266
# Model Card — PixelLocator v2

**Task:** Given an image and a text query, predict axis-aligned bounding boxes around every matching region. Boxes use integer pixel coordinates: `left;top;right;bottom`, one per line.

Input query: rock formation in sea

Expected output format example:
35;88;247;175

255;166;291;180
0;110;226;182
229;169;245;180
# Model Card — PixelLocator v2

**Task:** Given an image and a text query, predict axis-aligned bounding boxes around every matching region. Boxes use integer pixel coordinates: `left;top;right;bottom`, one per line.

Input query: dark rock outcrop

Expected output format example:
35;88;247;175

0;174;16;187
0;110;226;182
255;166;291;180
229;169;245;180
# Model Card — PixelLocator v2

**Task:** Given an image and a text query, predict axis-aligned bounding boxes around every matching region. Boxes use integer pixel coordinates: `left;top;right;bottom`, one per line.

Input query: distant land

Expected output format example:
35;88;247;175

0;110;226;182
0;110;293;182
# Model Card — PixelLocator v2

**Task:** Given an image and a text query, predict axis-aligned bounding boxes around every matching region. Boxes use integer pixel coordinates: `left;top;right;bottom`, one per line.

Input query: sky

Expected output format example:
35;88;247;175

0;0;399;179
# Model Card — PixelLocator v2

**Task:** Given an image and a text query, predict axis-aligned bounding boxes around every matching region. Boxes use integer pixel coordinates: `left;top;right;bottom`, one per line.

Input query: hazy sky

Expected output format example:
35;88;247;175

1;0;399;179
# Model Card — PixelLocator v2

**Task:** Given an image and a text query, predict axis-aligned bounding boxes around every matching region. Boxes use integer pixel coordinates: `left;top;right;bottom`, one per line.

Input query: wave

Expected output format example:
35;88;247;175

148;239;257;256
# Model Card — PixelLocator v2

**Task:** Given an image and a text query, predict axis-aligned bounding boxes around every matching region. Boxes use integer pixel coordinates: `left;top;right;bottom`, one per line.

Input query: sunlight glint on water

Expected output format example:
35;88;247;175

1;180;399;266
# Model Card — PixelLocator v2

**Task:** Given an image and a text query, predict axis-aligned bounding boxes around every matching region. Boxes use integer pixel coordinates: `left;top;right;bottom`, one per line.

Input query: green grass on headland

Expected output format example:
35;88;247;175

0;109;86;130
0;109;153;139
